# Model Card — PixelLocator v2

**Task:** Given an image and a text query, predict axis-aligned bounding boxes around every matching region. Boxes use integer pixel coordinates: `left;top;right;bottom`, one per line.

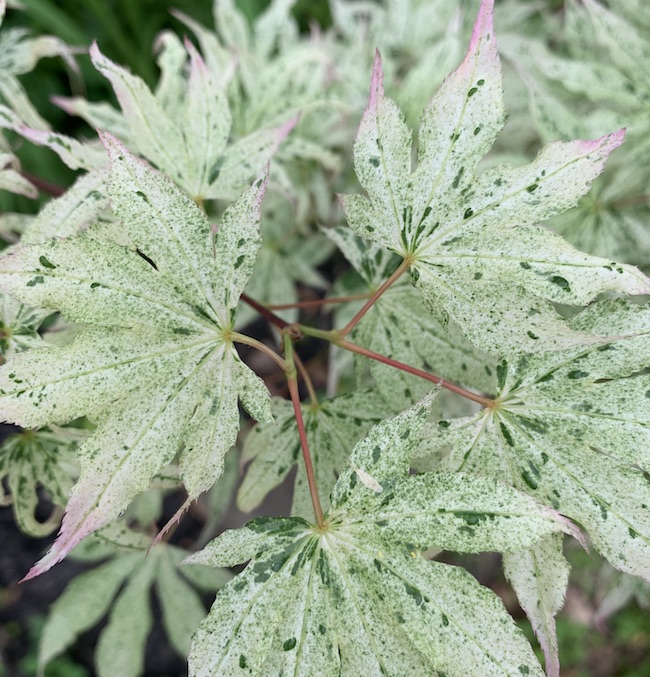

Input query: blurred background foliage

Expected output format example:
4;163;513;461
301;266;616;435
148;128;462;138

1;0;648;675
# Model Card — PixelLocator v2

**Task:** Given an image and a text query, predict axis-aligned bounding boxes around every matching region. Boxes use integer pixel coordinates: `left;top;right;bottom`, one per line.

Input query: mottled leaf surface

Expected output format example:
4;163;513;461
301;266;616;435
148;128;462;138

0;426;81;537
188;395;569;676
327;226;496;406
237;389;387;518
341;0;649;354
0;136;271;578
421;300;650;580
503;534;569;677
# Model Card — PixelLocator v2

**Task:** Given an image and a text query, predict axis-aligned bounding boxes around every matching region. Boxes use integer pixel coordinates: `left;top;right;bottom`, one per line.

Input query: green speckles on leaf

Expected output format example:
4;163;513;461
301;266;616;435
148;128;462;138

239;655;248;668
38;256;56;269
567;370;589;380
467;87;478;97
499;422;514;447
463;208;474;219
369;156;380;167
549;276;570;291
283;637;297;651
26;276;45;287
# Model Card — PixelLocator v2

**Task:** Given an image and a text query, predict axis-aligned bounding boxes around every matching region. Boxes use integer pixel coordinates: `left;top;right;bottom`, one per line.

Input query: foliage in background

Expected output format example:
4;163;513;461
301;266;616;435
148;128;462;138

0;0;649;676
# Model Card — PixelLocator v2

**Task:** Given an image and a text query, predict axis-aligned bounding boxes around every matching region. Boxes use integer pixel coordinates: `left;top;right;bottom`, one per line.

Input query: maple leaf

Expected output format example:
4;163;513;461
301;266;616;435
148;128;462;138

340;0;650;355
186;394;573;676
0;134;272;578
0;426;82;537
420;299;650;582
39;537;231;677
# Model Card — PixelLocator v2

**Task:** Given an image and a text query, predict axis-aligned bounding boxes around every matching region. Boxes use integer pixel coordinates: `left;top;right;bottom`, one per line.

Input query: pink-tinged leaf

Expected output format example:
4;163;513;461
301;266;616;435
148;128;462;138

352;50;411;246
343;0;649;355
90;42;189;183
503;535;569;677
5;136;270;580
18;127;105;171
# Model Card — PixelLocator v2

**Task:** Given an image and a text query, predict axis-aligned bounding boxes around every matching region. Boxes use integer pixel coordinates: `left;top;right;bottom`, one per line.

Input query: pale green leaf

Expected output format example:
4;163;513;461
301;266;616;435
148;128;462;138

0;290;51;356
0;152;36;198
420;299;650;580
0;138;271;577
157;547;210;658
503;534;569;677
342;1;649;354
90;43;189;183
38;552;142;673
21;170;110;245
95;554;157;677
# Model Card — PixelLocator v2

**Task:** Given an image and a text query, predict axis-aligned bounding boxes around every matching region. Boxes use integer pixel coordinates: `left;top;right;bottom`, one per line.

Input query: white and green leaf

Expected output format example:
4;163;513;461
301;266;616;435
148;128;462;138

0;137;271;578
188;395;568;676
420;299;650;581
342;0;649;355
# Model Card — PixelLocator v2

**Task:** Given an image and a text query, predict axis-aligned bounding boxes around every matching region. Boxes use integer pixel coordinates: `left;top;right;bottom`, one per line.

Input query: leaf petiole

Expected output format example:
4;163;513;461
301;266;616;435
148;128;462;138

284;334;325;527
230;331;289;371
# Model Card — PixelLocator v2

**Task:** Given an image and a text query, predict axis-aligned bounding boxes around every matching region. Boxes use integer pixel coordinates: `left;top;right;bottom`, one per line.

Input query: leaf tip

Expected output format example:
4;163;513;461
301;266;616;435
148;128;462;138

368;49;384;110
468;0;496;54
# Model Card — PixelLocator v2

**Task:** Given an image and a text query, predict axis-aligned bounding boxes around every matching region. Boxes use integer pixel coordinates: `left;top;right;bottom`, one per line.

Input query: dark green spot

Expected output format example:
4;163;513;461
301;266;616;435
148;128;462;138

234;255;245;269
499;422;514;447
90;282;101;289
441;614;449;626
526;183;538;193
473;126;481;135
527;331;539;340
369;156;380;167
463;208;473;219
38;256;56;269
568;370;588;380
135;190;148;202
521;471;538;490
173;327;192;335
477;79;485;86
629;527;637;538
239;655;247;668
519;667;530;675
372;446;381;462
550;276;570;291
283;637;297;651
519;261;531;270
319;624;326;634
468;87;478;97
26;276;44;287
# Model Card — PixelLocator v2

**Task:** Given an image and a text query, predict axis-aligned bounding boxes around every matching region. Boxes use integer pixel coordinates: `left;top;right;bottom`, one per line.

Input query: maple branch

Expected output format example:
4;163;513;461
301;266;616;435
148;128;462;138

294;351;319;407
231;332;289;371
267;293;371;310
338;257;410;337
284;334;324;527
241;293;290;329
336;338;495;408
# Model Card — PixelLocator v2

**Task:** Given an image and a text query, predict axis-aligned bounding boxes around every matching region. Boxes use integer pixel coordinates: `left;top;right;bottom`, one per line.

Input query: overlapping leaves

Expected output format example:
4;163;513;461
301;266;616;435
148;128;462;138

187;395;571;676
0;135;271;577
237;388;387;518
420;299;650;582
340;0;649;355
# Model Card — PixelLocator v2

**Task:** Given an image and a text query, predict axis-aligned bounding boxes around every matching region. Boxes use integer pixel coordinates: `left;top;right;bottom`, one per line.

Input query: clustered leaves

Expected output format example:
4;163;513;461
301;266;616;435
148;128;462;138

0;1;649;676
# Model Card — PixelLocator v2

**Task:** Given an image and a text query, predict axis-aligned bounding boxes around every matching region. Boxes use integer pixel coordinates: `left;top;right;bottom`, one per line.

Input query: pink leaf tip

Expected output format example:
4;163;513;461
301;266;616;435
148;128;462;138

468;0;496;54
368;49;384;111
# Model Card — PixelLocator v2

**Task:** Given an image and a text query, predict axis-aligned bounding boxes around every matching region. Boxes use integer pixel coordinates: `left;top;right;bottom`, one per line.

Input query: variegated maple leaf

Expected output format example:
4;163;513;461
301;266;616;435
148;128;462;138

340;0;650;355
187;394;575;676
0;134;272;578
420;299;650;582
